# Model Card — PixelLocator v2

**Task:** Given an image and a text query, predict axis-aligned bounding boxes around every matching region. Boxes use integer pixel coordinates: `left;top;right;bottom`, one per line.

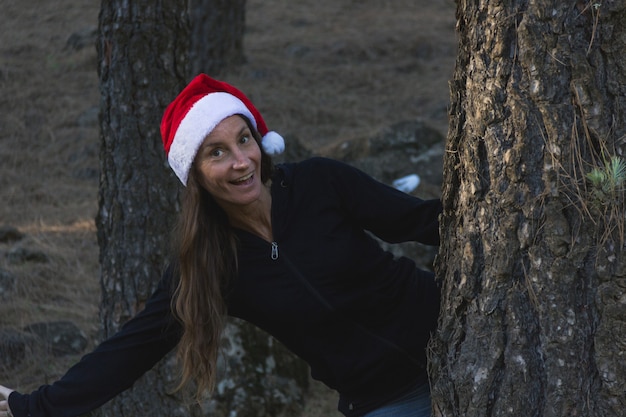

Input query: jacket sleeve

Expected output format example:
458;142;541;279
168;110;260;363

8;267;182;417
319;158;442;245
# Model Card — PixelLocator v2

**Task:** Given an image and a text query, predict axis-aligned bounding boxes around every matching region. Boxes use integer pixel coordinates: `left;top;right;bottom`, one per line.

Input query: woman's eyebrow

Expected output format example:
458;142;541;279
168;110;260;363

202;125;249;148
202;126;249;147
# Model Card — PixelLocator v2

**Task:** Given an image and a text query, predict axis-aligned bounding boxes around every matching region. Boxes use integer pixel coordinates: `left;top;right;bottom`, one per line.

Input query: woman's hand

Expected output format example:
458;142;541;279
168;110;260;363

0;386;14;417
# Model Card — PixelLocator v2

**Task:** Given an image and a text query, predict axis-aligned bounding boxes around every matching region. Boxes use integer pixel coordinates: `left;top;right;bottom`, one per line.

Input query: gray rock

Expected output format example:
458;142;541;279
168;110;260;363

65;27;97;51
24;321;88;357
0;226;24;244
6;246;50;264
0;329;36;370
206;319;309;417
324;119;445;191
0;268;17;299
271;133;313;165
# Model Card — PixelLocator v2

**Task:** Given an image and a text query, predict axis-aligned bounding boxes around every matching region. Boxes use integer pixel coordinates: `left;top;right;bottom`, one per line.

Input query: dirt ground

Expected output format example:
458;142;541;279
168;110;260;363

0;0;457;415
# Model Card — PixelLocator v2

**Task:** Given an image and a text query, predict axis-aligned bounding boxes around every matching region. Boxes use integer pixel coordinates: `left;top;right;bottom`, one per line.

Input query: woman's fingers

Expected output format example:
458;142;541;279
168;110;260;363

0;385;12;399
0;385;13;400
0;385;15;417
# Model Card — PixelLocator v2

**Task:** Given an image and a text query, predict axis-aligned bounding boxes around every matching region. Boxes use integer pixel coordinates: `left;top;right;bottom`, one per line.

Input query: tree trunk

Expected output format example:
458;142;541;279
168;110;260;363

95;1;188;415
430;1;626;416
188;0;246;76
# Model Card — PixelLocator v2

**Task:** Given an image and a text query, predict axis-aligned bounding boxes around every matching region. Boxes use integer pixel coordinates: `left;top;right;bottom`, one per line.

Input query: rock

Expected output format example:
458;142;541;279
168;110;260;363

0;225;24;243
322;119;445;193
206;319;309;417
65;27;97;51
0;268;17;299
272;133;313;165
285;44;311;58
0;329;36;370
274;121;444;195
6;246;50;264
24;321;88;357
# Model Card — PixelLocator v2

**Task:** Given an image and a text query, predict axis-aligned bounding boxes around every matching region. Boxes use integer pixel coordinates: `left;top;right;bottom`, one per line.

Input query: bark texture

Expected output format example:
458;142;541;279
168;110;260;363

95;1;188;415
188;0;246;76
430;1;626;416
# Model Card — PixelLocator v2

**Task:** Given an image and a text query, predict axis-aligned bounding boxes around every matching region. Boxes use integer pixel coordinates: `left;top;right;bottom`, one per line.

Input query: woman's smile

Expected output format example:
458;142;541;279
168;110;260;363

232;172;254;185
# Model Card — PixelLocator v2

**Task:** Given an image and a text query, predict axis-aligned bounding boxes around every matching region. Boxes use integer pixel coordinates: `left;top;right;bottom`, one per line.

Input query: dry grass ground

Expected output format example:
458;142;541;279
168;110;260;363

0;0;456;415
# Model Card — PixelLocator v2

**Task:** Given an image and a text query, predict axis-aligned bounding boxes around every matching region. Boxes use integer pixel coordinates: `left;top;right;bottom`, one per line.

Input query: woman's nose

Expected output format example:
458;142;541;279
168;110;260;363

232;148;250;169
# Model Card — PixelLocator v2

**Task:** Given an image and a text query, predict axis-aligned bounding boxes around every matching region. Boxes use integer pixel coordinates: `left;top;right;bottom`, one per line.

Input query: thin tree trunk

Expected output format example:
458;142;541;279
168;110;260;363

430;1;626;416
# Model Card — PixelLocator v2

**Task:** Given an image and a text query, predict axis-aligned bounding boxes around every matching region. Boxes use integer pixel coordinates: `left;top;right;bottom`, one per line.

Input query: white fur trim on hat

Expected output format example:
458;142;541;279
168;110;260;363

168;92;255;185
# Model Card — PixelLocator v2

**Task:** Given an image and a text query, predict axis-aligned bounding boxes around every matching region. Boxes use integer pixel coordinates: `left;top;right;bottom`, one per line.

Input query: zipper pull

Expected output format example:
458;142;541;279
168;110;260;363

271;241;279;260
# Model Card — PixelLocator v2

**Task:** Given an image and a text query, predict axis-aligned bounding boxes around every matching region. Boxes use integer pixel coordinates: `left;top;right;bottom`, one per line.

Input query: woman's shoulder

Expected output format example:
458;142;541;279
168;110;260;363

275;157;371;195
272;158;340;197
277;157;352;180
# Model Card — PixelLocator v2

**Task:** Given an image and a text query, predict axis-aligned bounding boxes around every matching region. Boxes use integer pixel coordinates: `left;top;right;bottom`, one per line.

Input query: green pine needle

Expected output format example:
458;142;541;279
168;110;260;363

586;156;626;199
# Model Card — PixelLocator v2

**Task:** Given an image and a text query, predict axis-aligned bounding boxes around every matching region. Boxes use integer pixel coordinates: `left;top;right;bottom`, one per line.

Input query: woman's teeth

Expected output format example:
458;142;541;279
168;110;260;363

234;173;253;183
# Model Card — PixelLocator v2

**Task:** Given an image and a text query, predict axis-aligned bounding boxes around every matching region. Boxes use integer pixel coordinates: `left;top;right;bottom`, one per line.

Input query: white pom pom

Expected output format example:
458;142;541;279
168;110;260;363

393;174;420;193
262;131;285;155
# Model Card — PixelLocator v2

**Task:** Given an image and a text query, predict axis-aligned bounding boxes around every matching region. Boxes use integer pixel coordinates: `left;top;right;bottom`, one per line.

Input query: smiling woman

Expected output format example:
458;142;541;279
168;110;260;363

2;74;443;417
161;76;284;186
194;116;265;208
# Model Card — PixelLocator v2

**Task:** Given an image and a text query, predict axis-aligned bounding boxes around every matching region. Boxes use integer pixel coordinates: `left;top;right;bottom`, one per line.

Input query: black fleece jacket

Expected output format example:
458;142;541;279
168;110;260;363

10;157;442;417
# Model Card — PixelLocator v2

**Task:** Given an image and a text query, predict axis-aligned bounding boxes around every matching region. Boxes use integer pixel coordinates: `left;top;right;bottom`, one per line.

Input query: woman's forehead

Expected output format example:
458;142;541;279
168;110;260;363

203;115;249;143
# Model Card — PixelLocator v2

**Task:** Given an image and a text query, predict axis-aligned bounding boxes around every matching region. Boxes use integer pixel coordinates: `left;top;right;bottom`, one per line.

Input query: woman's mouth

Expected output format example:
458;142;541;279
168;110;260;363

232;172;254;185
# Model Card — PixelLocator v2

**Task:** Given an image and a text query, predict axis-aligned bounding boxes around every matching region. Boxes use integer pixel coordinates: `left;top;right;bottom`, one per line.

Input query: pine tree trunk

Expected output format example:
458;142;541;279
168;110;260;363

95;1;188;415
188;0;246;76
429;1;626;416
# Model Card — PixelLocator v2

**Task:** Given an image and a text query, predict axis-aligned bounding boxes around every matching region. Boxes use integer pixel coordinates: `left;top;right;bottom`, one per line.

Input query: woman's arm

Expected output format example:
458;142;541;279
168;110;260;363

318;158;442;245
7;268;182;417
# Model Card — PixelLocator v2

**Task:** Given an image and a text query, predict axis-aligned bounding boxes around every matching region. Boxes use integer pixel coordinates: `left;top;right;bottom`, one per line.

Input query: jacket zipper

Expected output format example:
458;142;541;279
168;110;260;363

271;241;279;260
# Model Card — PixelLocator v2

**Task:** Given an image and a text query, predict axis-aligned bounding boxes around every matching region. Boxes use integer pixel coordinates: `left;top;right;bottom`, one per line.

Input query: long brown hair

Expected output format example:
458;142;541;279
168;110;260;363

171;116;274;400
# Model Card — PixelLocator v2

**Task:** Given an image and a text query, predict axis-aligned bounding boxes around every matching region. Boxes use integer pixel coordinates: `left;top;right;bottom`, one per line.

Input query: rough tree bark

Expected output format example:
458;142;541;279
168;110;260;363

188;0;246;76
95;1;188;415
95;1;307;416
430;1;626;416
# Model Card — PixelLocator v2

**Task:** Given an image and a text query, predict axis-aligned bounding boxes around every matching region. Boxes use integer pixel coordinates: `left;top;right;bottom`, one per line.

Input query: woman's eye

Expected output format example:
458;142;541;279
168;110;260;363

210;149;224;158
240;135;250;144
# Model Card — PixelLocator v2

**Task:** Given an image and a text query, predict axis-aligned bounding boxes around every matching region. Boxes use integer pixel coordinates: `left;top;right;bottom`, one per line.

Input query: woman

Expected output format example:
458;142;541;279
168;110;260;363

0;74;441;417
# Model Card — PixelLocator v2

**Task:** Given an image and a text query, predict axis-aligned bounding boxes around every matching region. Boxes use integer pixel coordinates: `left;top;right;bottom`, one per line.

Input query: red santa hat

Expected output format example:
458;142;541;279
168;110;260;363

161;74;285;185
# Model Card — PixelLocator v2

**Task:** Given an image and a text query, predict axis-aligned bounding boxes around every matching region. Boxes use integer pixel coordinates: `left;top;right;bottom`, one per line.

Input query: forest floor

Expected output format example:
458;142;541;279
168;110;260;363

0;0;457;415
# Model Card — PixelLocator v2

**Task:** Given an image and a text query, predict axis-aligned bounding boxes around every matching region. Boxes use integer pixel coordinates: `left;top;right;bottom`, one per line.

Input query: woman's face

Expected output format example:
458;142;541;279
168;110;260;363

194;115;264;210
